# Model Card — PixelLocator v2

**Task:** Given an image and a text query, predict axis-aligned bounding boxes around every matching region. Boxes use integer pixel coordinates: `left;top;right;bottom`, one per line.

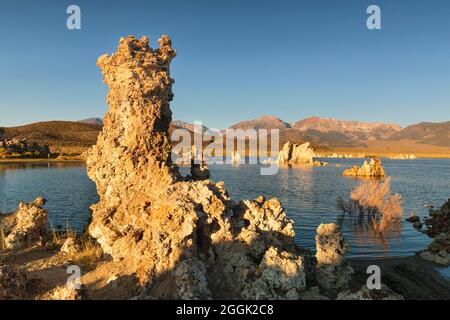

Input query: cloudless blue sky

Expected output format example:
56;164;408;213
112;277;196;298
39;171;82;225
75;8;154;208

1;0;449;128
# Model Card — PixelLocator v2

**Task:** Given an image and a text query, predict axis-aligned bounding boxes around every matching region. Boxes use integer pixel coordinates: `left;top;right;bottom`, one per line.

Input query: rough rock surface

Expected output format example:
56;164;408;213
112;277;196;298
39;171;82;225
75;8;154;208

0;197;47;250
0;265;27;300
49;285;84;300
231;150;241;165
278;142;314;165
419;199;450;266
60;237;81;255
315;223;353;292
343;158;385;177
337;284;404;300
86;35;307;299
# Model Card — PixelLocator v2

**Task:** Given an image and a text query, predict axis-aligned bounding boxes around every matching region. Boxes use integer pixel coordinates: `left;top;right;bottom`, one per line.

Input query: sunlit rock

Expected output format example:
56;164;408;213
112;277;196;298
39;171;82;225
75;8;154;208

1;197;47;250
86;35;308;299
337;284;404;300
315;223;353;292
277;142;326;166
343;158;385;177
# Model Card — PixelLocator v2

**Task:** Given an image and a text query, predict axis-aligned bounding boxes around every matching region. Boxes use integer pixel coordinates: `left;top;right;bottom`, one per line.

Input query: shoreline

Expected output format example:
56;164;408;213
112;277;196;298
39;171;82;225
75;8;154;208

0;158;85;163
2;154;450;164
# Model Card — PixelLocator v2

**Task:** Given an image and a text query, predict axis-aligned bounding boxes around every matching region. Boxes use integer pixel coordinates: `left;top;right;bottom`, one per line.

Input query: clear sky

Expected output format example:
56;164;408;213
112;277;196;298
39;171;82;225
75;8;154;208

0;0;449;128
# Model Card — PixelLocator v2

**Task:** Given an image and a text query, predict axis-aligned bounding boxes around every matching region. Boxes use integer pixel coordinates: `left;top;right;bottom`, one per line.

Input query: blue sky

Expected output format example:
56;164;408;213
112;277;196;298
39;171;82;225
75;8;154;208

0;0;449;128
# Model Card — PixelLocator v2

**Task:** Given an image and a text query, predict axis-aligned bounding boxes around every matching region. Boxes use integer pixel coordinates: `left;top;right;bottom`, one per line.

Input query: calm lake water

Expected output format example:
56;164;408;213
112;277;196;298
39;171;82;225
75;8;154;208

1;159;449;260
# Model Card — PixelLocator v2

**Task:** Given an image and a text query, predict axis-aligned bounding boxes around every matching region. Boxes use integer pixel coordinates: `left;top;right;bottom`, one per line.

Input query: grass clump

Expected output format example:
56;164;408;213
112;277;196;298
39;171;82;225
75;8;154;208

337;177;403;232
47;221;102;270
0;224;5;251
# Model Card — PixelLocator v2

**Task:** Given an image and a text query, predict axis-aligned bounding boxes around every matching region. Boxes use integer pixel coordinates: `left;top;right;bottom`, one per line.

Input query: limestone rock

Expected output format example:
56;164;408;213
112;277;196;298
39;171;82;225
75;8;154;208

337;284;404;300
419;199;450;266
86;35;307;299
315;223;353;291
190;161;211;180
2;197;47;250
277;142;316;166
60;237;81;255
49;285;84;300
406;214;420;223
0;265;27;300
343;158;385;177
242;247;306;300
231;150;241;165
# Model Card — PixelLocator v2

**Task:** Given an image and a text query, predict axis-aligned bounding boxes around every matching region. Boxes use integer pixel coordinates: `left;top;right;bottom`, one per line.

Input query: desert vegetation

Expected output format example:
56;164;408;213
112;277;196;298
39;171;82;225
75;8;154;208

337;177;403;232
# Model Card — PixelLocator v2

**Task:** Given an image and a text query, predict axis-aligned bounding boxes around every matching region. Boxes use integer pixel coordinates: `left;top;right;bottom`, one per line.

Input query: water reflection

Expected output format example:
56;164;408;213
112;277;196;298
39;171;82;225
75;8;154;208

336;213;403;254
1;158;447;259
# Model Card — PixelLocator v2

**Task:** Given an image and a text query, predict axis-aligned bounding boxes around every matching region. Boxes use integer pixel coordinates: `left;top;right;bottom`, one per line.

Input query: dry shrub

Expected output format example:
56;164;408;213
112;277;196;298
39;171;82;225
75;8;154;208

47;223;103;269
67;234;102;270
0;224;5;251
337;177;403;232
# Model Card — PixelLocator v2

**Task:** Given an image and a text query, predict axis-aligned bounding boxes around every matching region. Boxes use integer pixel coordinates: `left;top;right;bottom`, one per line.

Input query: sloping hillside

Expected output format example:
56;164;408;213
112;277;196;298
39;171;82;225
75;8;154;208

2;121;102;153
230;115;291;130
292;116;401;140
389;121;450;147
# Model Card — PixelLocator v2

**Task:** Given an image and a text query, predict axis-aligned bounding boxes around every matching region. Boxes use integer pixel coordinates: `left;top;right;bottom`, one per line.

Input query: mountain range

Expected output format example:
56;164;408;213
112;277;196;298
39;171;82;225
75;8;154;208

1;116;450;156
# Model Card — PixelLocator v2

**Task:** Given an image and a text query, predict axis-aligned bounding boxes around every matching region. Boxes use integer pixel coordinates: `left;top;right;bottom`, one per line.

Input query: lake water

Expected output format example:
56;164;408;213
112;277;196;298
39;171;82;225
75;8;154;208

1;159;449;260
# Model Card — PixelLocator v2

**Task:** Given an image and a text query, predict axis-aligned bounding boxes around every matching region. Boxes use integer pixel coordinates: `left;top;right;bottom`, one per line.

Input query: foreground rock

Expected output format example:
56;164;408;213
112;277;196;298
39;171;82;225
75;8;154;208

337;284;403;300
60;237;81;255
277;142;326;167
419;199;450;266
315;223;353;293
343;158;385;177
87;35;307;299
0;265;27;299
0;197;47;250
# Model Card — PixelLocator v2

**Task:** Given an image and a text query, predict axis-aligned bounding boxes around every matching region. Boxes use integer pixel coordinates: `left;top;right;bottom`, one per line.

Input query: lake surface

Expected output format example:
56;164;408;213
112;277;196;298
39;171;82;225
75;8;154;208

1;158;449;260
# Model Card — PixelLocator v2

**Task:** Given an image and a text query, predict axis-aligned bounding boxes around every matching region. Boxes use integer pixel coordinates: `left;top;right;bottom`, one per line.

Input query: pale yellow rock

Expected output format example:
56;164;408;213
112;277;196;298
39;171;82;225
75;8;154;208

343;158;385;177
2;197;47;250
86;35;307;299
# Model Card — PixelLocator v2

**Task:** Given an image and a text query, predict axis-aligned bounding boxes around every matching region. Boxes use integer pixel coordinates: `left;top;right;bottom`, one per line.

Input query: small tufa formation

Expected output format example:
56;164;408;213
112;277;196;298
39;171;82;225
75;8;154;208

0;135;50;159
343;158;385;177
0;197;47;250
419;199;450;265
87;35;307;299
231;150;241;165
242;246;306;300
277;142;326;166
337;284;403;300
0;265;27;300
315;223;353;292
190;153;211;180
60;237;81;255
49;285;84;300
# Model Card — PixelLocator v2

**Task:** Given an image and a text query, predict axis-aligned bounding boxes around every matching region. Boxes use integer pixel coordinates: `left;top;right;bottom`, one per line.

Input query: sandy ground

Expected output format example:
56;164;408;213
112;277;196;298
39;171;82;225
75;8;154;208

0;245;139;300
2;243;450;300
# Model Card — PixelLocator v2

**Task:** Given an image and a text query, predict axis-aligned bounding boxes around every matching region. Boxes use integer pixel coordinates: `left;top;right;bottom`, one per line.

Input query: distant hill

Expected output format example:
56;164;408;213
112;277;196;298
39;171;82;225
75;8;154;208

172;120;208;134
388;121;450;147
79;118;103;125
228;116;400;148
230;115;291;130
2;121;102;154
292;116;401;141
